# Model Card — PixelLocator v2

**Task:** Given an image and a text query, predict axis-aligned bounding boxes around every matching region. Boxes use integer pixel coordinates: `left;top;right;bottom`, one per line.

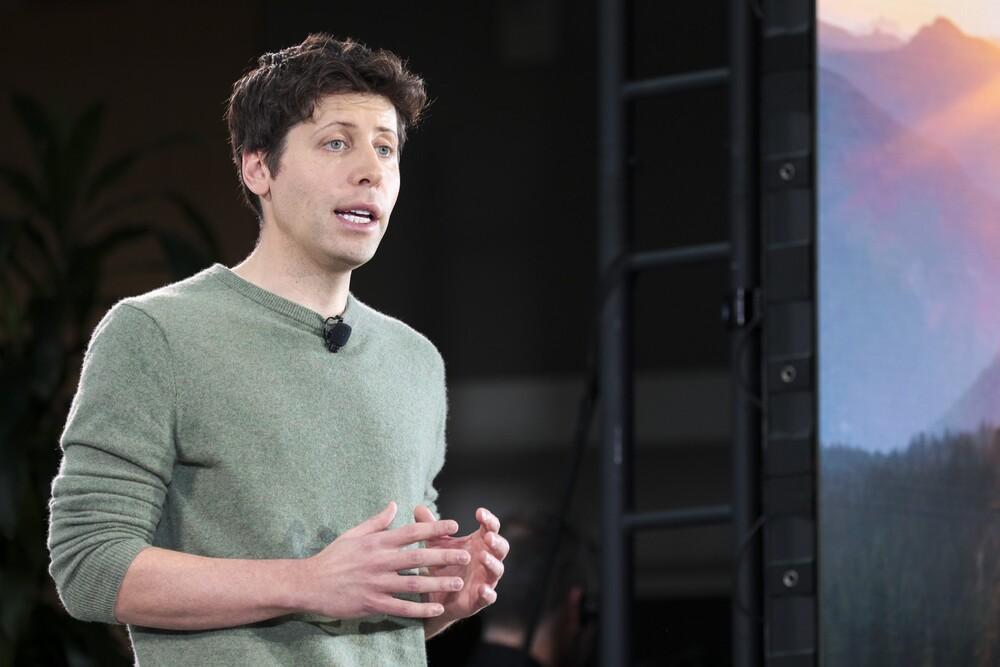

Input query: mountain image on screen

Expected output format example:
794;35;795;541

934;353;1000;434
819;17;1000;452
819;11;1000;667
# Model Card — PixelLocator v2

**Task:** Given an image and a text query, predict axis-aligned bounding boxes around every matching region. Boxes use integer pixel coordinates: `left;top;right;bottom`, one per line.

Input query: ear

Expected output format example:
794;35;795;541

241;150;271;198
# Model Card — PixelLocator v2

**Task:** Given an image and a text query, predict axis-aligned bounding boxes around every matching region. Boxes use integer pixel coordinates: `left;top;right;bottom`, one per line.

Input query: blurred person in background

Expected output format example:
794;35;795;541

467;514;596;667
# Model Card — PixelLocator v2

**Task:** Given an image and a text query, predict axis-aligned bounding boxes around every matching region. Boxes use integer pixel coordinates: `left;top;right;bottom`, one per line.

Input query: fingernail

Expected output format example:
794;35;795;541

434;605;445;615
452;578;464;590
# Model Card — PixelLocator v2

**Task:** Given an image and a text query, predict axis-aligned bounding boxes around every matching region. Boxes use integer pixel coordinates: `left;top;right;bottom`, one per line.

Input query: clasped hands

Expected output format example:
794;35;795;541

300;501;508;630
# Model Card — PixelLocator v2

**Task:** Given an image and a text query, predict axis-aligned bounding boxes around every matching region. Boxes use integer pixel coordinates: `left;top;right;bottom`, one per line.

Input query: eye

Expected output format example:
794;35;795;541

376;145;395;157
325;139;347;151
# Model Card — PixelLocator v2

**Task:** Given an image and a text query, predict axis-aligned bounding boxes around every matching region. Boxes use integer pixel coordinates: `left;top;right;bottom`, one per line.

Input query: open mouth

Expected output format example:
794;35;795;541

335;209;376;225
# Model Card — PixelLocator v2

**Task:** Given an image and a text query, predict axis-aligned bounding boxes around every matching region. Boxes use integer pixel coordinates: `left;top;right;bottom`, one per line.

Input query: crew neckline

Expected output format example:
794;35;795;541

207;263;363;334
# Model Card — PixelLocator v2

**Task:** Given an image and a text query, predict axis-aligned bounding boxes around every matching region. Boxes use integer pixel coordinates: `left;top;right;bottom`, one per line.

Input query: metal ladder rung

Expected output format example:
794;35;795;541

624;504;733;532
622;67;730;100
602;243;731;302
627;242;731;272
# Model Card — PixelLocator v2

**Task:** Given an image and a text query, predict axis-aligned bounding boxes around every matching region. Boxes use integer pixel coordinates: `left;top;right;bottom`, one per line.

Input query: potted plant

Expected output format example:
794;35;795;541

0;92;219;665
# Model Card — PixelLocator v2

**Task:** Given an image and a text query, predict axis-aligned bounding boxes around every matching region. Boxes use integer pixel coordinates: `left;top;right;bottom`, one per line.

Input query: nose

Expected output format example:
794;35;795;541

351;144;383;187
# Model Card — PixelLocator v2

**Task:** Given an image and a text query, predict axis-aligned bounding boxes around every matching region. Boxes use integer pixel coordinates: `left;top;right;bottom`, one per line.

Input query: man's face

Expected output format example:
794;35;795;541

258;92;402;272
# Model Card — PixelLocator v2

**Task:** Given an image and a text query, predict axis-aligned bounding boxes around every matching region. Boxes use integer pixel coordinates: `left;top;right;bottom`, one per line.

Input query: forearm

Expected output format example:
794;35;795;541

114;546;306;630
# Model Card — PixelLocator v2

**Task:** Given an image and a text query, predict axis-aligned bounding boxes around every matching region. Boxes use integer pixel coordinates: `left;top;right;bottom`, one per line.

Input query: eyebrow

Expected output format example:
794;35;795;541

313;120;398;137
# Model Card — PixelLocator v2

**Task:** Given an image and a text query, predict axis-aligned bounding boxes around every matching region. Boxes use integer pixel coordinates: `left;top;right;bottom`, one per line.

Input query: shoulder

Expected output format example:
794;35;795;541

90;264;232;343
352;295;445;377
117;264;223;322
86;264;225;355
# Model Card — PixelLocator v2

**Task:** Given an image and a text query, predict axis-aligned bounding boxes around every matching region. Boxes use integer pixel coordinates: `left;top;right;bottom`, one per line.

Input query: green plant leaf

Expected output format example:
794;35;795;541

83;223;151;259
5;254;43;296
84;222;210;282
0;569;35;639
10;94;61;224
78;192;165;231
27;318;64;399
0;166;47;218
83;132;195;207
0;212;60;282
0;463;24;540
10;93;55;164
162;191;220;257
20;219;61;279
0;215;27;262
0;216;53;298
149;227;213;280
0;362;31;444
0;271;26;345
61;102;106;220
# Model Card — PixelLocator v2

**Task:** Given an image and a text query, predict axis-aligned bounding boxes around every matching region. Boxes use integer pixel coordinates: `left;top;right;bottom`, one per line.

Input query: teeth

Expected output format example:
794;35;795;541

339;212;373;224
348;209;372;217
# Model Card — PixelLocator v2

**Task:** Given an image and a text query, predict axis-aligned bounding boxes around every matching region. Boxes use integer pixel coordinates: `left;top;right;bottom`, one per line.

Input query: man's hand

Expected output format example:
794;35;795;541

414;505;509;637
297;501;472;620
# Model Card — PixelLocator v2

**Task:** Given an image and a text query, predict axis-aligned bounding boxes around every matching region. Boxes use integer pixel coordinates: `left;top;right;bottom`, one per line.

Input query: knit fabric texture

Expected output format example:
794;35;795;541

47;263;448;666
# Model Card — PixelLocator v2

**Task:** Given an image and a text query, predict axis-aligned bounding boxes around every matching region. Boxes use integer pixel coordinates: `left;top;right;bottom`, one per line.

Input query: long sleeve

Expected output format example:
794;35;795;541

48;302;178;624
422;355;448;519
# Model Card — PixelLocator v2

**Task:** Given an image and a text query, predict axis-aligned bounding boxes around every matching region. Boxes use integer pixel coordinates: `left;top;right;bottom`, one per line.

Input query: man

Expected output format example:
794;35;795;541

47;33;508;666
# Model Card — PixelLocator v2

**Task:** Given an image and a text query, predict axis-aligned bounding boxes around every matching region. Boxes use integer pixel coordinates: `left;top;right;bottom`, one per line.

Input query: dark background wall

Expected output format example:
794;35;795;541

1;1;735;664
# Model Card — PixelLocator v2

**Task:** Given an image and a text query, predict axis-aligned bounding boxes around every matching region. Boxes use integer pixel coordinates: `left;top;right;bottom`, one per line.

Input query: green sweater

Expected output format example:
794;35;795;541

47;263;448;666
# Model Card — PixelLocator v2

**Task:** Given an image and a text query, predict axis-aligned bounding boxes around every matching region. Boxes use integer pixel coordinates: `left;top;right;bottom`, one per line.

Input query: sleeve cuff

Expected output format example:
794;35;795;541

61;538;150;625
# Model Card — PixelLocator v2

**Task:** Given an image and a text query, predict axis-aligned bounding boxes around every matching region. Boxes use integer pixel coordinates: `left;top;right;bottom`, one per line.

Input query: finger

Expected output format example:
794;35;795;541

480;550;505;584
414;504;437;523
381;573;465;595
380;519;459;547
388;547;471;570
369;595;446;619
476;507;501;533
484;531;510;560
341;501;398;539
414;506;458;549
478;584;498;606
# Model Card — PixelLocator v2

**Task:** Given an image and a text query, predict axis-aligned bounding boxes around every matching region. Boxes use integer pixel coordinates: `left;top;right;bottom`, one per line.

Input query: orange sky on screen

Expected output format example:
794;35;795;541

819;0;1000;39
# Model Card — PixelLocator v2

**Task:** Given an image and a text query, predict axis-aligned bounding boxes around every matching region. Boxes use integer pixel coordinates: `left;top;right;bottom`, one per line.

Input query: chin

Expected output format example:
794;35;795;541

326;253;375;272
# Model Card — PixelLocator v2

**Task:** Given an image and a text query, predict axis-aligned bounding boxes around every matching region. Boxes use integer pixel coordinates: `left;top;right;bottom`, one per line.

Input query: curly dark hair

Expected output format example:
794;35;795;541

224;33;429;217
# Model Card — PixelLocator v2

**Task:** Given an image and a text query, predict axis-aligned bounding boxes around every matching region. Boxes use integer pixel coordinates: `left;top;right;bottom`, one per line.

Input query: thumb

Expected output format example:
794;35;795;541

413;504;437;523
342;501;398;538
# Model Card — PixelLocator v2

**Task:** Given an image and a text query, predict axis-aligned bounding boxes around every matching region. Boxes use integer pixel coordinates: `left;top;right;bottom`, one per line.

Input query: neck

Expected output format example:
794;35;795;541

483;623;556;667
231;230;352;319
